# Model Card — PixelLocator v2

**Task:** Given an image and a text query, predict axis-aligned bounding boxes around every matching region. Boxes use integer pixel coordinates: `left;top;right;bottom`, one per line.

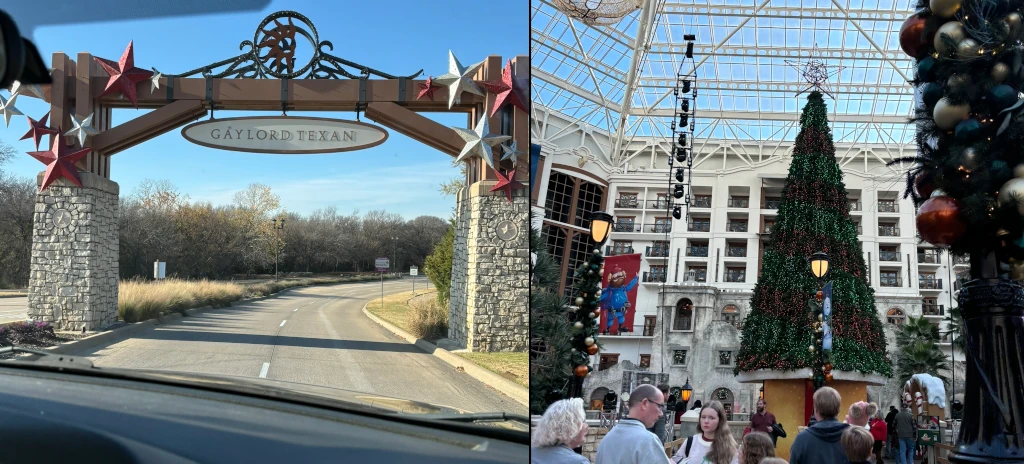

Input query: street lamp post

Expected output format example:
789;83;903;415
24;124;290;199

808;251;831;390
680;378;693;411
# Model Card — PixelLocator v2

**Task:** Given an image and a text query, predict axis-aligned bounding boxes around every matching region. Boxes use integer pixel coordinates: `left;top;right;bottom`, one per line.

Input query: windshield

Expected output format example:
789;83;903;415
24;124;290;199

0;0;527;424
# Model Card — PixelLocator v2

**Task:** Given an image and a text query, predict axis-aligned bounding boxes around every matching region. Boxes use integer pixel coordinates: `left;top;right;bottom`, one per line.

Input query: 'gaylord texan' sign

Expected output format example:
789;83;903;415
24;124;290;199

182;116;389;154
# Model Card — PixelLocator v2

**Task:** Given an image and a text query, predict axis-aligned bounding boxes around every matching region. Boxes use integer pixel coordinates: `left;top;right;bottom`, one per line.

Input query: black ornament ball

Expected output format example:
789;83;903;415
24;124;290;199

955;118;982;142
960;146;981;170
993;160;1013;184
989;84;1020;111
922;82;944;108
917;56;938;82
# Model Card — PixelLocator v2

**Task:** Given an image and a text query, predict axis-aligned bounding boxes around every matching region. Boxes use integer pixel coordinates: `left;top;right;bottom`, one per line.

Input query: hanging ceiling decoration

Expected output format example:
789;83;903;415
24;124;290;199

551;0;644;26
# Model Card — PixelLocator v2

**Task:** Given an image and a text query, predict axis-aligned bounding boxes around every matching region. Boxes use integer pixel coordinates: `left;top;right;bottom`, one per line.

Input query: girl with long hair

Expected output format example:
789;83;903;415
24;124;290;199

671;400;739;464
738;432;774;464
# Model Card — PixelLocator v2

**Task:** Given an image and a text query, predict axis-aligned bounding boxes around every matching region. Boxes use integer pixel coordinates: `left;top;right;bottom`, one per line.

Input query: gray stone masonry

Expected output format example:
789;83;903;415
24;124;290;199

447;181;529;352
28;172;119;331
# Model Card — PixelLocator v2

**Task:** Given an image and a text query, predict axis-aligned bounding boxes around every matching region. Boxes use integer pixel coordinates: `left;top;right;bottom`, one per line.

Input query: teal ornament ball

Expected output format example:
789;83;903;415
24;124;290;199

917;56;938;82
992;160;1012;184
922;82;944;108
955;118;982;142
989;84;1019;111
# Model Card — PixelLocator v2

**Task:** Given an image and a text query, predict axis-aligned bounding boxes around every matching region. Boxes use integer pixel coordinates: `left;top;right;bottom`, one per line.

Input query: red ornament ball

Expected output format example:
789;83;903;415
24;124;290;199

916;195;967;246
899;13;931;58
915;171;935;199
586;344;599;355
815;291;823;301
574;365;589;377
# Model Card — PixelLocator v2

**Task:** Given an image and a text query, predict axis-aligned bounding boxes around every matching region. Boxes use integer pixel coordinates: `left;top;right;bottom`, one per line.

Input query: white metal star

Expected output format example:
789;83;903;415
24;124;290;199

10;80;45;100
433;50;485;109
452;114;511;169
150;67;163;93
784;44;846;99
65;112;101;147
0;94;23;127
500;140;523;164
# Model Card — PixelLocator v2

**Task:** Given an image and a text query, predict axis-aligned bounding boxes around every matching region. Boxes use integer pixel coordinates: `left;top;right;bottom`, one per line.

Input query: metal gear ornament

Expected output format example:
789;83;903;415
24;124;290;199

0;94;23;127
434;50;485;109
65;112;101;147
94;41;154;108
784;44;846;99
452;114;511;169
21;112;58;150
478;59;528;116
27;128;93;191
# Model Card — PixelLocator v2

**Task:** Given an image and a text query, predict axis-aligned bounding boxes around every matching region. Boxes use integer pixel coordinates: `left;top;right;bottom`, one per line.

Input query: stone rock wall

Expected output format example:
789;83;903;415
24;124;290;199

28;173;119;331
447;182;529;352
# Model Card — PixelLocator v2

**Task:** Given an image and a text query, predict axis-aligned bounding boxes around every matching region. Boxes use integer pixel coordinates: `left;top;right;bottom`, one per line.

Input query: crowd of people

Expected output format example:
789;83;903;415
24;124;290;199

531;384;928;464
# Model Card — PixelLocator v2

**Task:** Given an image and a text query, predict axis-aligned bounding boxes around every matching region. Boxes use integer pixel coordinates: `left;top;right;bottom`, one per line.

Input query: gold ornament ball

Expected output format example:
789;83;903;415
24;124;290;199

818;314;823;321
586;344;599;355
825;372;834;382
809;346;816;353
584;337;595;346
993;62;1011;84
1014;163;1024;179
1008;12;1023;36
574;321;584;329
930;0;963;18
576;297;584;305
933;98;971;130
997;178;1024;215
588;312;595;319
934;21;967;55
956;38;981;59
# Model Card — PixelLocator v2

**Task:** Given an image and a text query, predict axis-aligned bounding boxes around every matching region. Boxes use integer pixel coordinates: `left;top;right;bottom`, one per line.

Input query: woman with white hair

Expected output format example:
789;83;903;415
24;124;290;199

532;398;591;464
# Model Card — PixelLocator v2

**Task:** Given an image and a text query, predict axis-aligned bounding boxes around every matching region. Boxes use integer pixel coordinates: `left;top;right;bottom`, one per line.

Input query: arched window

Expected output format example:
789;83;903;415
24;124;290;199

712;388;736;420
722;304;740;328
674;298;694;331
887;308;906;325
590;387;610;411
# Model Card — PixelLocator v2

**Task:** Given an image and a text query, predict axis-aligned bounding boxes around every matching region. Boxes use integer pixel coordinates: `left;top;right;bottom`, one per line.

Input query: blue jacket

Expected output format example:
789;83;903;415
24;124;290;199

601;276;638;311
789;418;850;464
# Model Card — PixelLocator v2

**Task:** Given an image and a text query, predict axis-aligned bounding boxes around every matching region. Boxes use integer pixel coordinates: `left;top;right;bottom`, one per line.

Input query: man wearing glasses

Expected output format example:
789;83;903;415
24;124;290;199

596;384;672;464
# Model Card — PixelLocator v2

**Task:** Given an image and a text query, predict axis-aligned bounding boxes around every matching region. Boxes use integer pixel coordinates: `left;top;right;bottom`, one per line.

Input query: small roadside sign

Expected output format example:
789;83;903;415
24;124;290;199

154;261;166;280
410;266;418;276
375;257;390;272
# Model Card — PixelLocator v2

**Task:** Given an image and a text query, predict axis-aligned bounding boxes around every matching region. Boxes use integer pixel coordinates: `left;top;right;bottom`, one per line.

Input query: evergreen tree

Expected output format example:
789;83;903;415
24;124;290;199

424;220;454;307
529;220;576;414
735;91;892;380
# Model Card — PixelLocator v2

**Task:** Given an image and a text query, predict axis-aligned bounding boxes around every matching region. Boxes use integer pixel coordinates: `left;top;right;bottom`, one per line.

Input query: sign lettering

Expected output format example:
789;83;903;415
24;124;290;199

182;116;388;154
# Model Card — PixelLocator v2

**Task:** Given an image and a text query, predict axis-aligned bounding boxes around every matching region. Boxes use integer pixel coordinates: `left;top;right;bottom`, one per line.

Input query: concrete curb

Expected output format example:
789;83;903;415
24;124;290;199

361;302;528;407
47;286;307;355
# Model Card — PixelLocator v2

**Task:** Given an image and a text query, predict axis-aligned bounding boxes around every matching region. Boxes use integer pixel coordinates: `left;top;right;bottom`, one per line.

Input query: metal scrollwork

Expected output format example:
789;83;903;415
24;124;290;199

167;11;423;80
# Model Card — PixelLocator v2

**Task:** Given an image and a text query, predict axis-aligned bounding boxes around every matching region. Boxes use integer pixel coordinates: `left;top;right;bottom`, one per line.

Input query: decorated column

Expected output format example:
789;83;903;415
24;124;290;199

896;2;1024;461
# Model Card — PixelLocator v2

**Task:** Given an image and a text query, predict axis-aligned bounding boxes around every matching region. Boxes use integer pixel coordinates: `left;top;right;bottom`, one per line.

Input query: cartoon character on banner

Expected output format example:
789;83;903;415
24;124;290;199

601;265;639;335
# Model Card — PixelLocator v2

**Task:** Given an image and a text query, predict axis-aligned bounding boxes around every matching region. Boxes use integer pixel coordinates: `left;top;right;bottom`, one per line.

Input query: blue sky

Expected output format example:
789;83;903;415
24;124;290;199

1;1;526;219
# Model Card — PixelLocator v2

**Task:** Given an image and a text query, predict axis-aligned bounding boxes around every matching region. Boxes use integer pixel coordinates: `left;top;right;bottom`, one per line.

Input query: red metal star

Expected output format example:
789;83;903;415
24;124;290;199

95;41;153;108
417;76;441;101
490;167;525;202
21;112;58;150
478;60;528;117
27;127;92;191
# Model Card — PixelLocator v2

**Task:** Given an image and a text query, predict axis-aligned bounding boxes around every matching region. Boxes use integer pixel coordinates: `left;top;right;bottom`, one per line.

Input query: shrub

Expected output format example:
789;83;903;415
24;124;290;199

425;221;454;307
0;320;58;346
409;297;449;342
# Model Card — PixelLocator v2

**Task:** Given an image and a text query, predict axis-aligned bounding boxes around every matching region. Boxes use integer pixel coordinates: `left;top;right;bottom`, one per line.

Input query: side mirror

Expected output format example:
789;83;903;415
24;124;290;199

0;10;52;90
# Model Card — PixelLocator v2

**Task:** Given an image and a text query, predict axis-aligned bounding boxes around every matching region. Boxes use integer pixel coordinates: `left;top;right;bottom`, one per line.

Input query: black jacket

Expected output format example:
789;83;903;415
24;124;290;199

789;418;850;464
885;409;898;432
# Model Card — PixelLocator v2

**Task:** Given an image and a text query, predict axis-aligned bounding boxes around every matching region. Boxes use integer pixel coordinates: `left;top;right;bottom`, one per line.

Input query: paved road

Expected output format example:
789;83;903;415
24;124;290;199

67;279;526;415
0;297;28;324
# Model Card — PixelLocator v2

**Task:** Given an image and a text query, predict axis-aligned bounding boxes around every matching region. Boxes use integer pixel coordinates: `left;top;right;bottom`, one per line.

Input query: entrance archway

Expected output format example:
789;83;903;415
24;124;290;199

24;11;527;353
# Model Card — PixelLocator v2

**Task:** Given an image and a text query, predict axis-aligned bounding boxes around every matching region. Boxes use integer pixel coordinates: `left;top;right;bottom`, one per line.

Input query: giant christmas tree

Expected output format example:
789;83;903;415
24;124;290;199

735;91;892;380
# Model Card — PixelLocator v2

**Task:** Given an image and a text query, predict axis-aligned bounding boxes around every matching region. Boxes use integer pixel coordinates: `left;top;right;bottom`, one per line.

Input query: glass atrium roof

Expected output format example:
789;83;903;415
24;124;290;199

531;0;918;151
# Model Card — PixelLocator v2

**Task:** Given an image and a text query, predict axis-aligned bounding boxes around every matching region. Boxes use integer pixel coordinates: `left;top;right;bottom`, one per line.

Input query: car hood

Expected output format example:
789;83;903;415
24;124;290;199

118;368;468;416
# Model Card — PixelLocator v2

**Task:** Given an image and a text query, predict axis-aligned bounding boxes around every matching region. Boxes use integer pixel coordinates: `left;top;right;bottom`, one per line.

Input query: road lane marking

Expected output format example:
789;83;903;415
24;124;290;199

259;362;270;378
280;320;287;327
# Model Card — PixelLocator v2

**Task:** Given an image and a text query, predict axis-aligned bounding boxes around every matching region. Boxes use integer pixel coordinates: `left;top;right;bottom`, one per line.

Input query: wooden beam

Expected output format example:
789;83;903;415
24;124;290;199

89;77;484;112
365;102;464;157
91;100;208;156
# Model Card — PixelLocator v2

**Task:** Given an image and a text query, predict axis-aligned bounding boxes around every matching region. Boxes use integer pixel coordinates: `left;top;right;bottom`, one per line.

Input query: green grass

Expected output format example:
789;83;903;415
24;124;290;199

454;352;529;388
119;275;394;323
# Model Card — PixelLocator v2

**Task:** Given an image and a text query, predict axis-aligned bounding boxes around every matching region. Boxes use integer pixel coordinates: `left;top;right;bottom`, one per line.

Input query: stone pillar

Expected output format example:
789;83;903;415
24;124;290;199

447;181;529;352
28;172;119;331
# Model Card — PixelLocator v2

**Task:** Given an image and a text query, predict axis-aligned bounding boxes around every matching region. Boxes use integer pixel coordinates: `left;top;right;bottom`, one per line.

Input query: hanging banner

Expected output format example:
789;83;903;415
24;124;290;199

530;143;541;190
822;281;833;351
599;253;641;335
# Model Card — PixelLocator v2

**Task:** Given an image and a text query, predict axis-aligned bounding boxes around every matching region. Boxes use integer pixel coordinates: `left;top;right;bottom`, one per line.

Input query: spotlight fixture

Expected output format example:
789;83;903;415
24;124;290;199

681;99;690;113
673;184;685;199
673;205;682;220
679;114;688;127
684;34;696;41
675;167;686;182
686;42;694;58
675;150;686;164
678;133;687;147
682;80;691;93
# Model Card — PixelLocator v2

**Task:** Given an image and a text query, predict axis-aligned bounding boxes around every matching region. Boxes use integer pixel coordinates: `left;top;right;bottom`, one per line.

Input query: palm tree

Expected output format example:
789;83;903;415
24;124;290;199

895;315;949;387
943;306;965;351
